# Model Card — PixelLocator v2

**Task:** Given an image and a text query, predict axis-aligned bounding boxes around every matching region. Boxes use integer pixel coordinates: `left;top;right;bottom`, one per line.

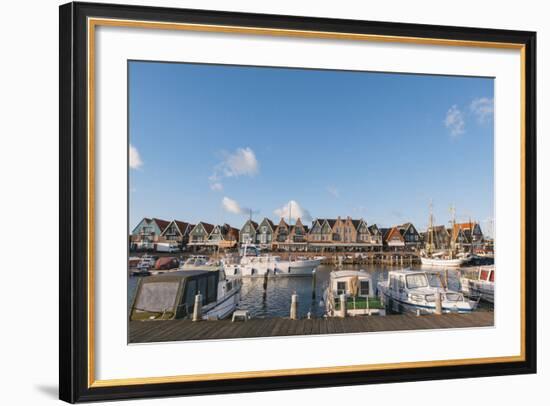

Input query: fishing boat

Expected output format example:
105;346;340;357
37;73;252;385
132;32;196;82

420;252;470;267
223;244;321;277
420;203;471;268
129;267;241;321
324;270;385;317
377;269;478;314
460;265;494;303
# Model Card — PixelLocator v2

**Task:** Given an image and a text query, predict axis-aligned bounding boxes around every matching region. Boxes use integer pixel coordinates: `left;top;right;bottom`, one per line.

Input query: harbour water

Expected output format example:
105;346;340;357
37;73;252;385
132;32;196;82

128;264;490;319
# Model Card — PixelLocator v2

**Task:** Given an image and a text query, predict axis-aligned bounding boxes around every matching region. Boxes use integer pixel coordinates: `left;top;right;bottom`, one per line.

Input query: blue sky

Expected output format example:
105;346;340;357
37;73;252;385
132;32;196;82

129;61;494;235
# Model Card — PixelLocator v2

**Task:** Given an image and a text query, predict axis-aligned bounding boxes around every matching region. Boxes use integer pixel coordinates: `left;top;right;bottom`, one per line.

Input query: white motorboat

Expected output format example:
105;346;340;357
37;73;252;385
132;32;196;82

180;255;221;271
136;254;156;272
130;267;241;321
324;270;385;317
378;269;478;314
460;265;494;303
223;244;321;277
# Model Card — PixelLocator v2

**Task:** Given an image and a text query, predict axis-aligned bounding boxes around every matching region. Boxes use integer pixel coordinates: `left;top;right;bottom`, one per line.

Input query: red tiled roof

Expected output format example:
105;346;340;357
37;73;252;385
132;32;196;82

174;220;190;233
199;222;215;234
152;218;170;232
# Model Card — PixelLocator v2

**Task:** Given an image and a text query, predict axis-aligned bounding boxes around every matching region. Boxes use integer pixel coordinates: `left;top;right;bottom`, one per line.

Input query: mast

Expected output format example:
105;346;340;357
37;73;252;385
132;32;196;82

287;201;292;245
426;200;435;256
449;204;456;258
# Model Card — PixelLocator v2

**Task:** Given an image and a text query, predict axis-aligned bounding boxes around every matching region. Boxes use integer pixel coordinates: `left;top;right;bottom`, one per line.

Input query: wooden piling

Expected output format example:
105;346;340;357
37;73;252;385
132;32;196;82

340;293;347;318
192;293;202;321
435;292;442;315
290;293;298;320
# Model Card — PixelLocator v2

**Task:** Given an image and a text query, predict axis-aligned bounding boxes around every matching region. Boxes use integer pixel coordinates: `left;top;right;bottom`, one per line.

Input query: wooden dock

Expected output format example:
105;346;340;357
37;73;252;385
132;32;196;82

129;312;493;343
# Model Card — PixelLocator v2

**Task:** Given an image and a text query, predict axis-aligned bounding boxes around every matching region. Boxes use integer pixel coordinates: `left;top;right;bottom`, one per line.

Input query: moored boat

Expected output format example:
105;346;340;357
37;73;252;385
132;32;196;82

378;269;478;314
224;244;321;277
460;265;494;303
420;203;472;268
420;252;469;268
180;255;221;271
324;270;385;317
129;267;241;321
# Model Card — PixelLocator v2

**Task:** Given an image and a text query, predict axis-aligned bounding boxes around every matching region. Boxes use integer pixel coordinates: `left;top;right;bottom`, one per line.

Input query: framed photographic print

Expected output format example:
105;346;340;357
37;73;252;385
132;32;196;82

59;1;537;403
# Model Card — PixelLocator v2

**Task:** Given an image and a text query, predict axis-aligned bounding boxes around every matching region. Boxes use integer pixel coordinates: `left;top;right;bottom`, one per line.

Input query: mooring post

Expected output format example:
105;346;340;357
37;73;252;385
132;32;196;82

311;269;316;299
340;293;347;318
290;293;299;320
192;293;203;321
444;269;449;289
435;292;442;315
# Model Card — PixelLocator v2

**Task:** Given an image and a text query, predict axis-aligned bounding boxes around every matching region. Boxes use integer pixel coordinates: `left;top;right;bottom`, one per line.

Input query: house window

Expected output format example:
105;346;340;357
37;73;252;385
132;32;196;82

337;281;346;295
360;281;370;296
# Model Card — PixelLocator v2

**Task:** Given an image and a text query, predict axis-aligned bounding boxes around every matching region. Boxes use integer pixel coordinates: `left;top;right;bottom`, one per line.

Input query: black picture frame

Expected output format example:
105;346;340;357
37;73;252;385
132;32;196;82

59;1;537;403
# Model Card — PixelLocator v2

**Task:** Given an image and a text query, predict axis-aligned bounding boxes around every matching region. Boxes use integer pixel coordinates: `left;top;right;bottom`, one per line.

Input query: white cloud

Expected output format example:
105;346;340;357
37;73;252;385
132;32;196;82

470;97;494;123
210;182;223;191
223;147;259;177
274;200;312;222
326;186;339;198
221;197;255;216
444;105;465;136
210;147;259;190
129;144;143;169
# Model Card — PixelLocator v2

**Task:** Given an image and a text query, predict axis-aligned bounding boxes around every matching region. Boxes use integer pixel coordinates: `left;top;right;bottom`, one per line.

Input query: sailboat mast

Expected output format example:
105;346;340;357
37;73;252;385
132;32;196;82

427;200;435;255
287;202;292;244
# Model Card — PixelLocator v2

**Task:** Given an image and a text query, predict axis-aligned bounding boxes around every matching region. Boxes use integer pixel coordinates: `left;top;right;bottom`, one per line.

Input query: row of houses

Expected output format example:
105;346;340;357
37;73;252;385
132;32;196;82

130;216;484;252
129;218;239;251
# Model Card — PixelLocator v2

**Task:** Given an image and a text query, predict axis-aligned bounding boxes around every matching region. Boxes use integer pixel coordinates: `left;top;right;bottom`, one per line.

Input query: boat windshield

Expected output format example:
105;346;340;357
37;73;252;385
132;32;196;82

406;273;429;289
135;281;178;312
445;293;464;301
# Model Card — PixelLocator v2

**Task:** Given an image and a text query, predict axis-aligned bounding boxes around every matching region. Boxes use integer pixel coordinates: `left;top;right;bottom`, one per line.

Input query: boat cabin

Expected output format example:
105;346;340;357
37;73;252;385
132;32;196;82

130;271;224;321
329;270;374;297
478;266;495;282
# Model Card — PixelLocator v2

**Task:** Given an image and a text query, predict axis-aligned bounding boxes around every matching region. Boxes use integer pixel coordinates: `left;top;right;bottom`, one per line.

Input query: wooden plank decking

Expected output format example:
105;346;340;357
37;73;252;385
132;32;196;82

129;312;494;343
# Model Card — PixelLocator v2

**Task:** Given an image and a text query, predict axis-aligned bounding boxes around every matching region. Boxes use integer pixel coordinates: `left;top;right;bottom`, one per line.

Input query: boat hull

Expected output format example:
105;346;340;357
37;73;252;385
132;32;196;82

377;283;476;314
420;256;468;268
460;278;494;303
203;288;241;320
232;258;321;277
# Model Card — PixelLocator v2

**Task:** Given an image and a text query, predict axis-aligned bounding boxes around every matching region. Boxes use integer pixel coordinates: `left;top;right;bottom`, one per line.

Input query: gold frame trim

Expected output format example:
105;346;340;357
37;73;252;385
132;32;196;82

87;17;527;388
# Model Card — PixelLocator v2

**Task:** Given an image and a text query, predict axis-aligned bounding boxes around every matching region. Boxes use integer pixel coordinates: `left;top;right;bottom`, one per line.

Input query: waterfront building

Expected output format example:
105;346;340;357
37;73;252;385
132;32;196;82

130;217;170;251
273;218;290;244
368;224;384;248
159;220;194;248
397;223;422;250
256;218;275;247
188;222;215;246
308;217;382;252
208;223;239;249
304;218;336;243
452;222;483;251
423;225;451;250
383;226;405;251
239;219;258;244
289;218;309;244
272;218;308;251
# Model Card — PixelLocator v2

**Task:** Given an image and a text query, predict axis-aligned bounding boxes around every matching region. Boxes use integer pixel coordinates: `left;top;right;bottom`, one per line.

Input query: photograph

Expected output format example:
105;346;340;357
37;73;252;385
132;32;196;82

127;61;496;343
